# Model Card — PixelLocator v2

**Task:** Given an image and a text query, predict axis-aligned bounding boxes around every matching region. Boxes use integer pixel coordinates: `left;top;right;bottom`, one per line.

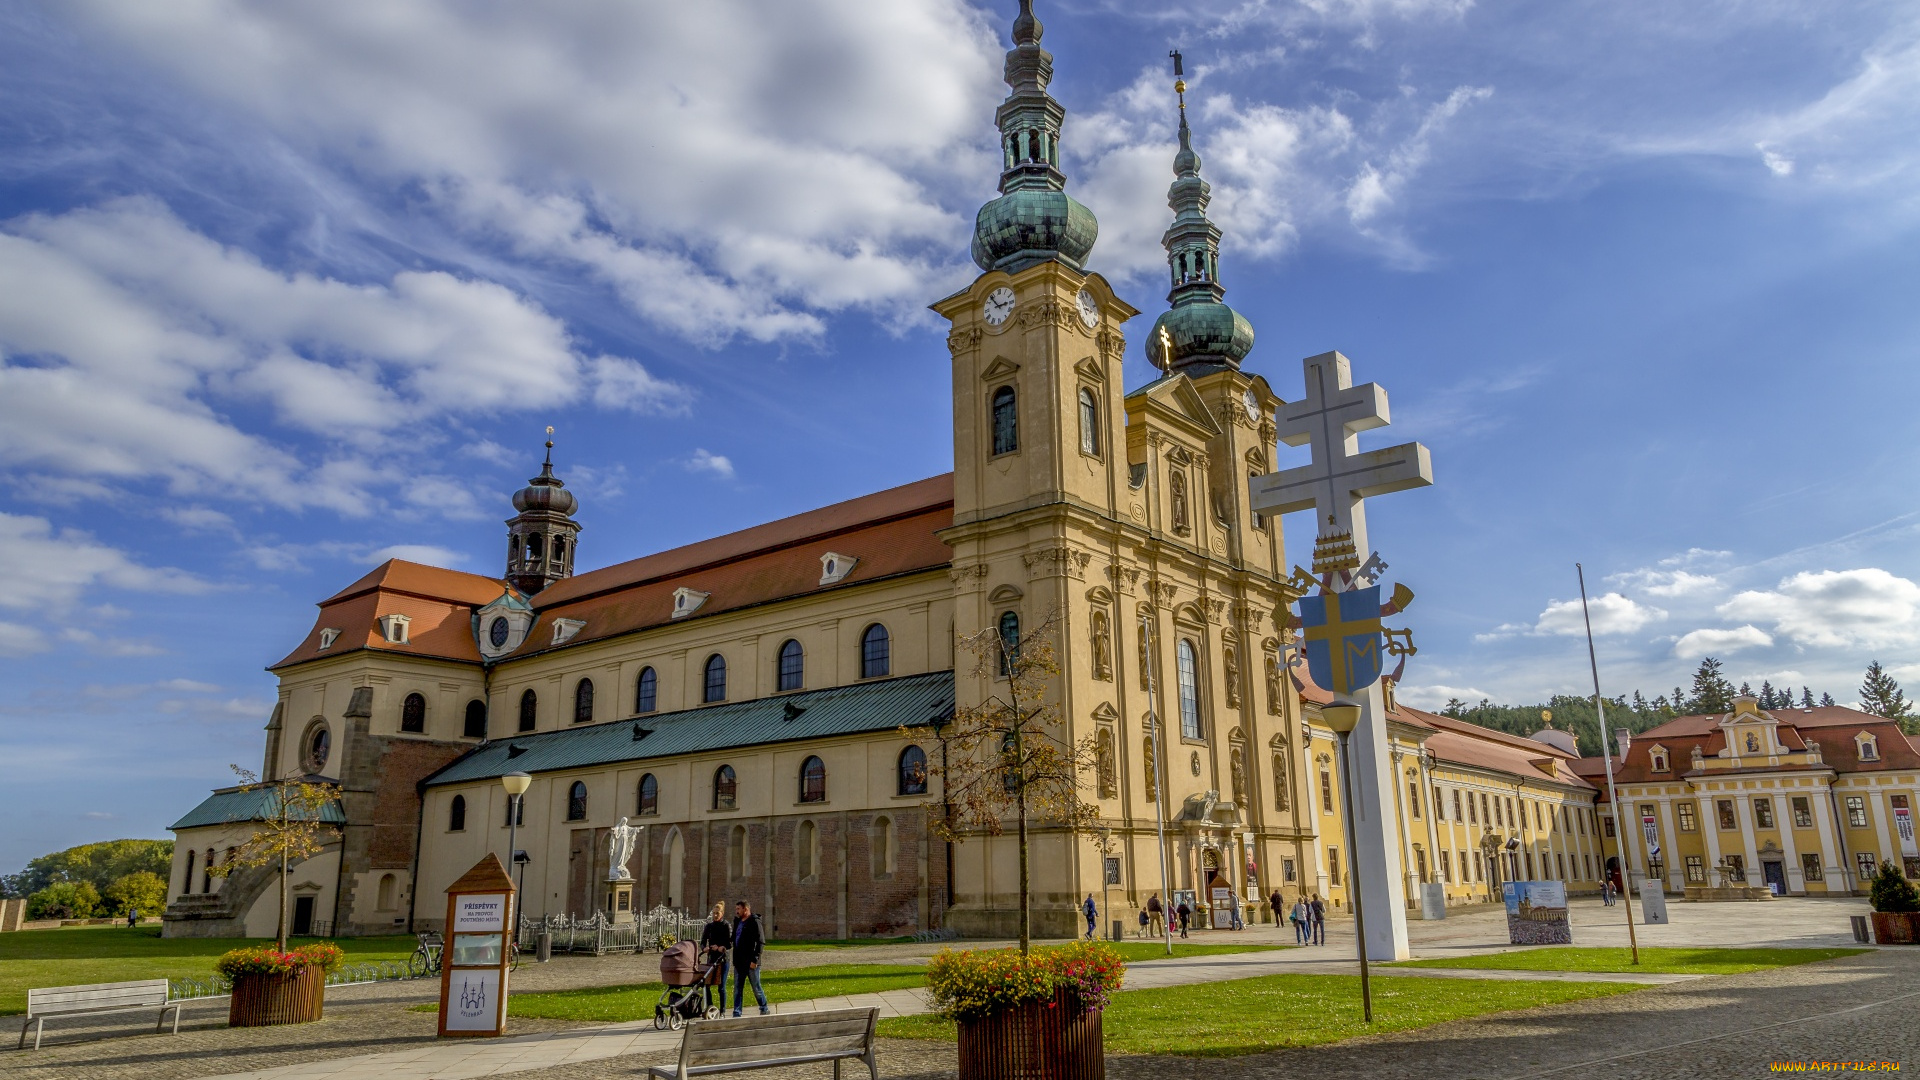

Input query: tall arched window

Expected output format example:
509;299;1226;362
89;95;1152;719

463;699;487;739
799;756;826;803
401;692;426;733
635;667;657;714
518;689;537;732
202;849;214;893
729;825;749;880
898;745;928;796
1078;388;1100;456
637;773;658;816
991;386;1018;455
527;534;544;562
777;639;804;692
797;820;818;880
567;781;588;821
703;654;727;703
573;678;595;724
182;849;195;896
997;611;1021;675
861;624;890;679
1176;639;1203;739
449;794;467;832
713;765;737;810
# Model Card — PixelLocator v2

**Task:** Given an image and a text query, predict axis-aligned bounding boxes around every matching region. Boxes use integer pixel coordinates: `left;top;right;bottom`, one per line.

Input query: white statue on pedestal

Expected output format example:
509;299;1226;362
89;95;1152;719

608;817;642;882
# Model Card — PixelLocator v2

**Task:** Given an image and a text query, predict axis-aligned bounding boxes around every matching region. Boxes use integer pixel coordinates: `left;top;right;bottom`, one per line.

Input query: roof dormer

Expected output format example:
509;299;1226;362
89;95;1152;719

376;613;411;645
1857;731;1880;762
672;588;710;620
1648;744;1670;774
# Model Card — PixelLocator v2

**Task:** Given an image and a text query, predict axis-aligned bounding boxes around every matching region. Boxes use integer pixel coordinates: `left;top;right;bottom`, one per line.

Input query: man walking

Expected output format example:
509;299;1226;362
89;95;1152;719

1601;878;1615;906
1291;898;1309;944
730;900;768;1016
1174;898;1191;939
1269;888;1284;927
1082;894;1098;940
1146;893;1164;938
1309;895;1326;946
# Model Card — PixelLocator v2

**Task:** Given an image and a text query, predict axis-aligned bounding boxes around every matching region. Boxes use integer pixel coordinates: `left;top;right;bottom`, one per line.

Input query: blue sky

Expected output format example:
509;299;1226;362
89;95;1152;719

2;0;1917;870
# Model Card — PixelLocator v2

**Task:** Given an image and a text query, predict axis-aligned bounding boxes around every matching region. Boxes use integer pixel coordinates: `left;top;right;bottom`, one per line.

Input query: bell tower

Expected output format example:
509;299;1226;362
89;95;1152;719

504;428;582;596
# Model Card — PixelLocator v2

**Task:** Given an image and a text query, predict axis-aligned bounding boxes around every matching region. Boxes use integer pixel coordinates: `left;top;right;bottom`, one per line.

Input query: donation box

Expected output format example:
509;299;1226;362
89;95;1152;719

439;853;516;1038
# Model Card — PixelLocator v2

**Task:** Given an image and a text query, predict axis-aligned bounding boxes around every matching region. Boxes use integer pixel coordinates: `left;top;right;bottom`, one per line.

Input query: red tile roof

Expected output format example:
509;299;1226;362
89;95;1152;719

1295;675;1592;788
274;560;511;669
1566;704;1919;784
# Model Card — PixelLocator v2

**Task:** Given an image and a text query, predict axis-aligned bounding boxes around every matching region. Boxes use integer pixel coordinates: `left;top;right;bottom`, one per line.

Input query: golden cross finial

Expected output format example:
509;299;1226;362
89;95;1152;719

1155;325;1173;373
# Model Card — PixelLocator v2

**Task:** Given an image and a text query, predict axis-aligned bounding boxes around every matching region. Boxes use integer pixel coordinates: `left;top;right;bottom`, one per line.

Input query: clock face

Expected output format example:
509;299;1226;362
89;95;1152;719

1076;288;1099;328
982;287;1016;326
1243;389;1261;422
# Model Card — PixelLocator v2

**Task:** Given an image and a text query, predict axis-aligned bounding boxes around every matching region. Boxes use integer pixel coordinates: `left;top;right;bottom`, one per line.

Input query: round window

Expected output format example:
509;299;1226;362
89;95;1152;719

304;722;331;773
489;616;510;648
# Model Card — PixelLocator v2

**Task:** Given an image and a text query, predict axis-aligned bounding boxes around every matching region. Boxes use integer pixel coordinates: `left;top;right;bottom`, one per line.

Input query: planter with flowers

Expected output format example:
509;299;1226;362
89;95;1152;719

215;942;343;1026
926;941;1124;1080
1868;861;1920;945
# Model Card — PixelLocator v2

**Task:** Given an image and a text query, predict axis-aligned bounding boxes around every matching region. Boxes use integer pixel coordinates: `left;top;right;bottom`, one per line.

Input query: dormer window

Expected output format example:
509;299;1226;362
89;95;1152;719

672;588;710;620
551;618;586;646
317;628;341;651
819;553;858;587
1858;732;1880;761
377;614;411;644
1649;745;1670;774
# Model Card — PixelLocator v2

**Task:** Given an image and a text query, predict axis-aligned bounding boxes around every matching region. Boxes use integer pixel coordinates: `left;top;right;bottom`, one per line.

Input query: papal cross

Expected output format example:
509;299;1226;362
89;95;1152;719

1250;350;1433;572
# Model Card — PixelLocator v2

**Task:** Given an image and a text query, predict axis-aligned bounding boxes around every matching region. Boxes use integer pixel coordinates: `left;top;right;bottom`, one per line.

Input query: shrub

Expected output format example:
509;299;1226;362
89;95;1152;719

925;941;1125;1022
102;871;168;918
214;941;345;979
27;880;100;920
1869;861;1920;914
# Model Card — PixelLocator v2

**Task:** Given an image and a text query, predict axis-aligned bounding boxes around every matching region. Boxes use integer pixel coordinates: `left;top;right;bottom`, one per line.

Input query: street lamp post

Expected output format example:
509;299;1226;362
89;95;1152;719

1322;699;1372;1023
502;772;532;925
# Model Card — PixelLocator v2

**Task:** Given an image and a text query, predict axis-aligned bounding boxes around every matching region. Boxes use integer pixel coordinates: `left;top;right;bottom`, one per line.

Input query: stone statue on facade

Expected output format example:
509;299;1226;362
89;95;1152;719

607;817;643;882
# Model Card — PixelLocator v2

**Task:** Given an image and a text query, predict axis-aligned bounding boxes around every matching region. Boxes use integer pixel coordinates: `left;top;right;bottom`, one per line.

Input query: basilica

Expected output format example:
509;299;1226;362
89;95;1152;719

163;2;1919;942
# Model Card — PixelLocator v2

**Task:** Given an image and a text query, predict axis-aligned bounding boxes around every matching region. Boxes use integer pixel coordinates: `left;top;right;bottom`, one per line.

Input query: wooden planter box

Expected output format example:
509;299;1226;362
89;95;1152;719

957;991;1103;1080
229;966;326;1027
1870;912;1920;945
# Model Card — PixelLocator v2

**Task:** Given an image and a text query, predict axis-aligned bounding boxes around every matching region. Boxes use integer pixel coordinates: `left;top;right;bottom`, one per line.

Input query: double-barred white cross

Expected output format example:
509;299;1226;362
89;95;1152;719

1250;351;1433;558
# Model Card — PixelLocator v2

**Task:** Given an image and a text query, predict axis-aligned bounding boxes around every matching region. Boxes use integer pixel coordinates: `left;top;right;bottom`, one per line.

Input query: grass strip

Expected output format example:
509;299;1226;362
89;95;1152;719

877;972;1644;1056
0;927;415;1015
500;964;930;1022
1388;946;1866;976
1104;942;1286;963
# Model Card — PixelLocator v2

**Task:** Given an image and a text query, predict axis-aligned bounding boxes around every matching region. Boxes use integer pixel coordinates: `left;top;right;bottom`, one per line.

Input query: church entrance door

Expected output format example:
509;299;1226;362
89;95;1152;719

1763;860;1786;895
291;895;314;937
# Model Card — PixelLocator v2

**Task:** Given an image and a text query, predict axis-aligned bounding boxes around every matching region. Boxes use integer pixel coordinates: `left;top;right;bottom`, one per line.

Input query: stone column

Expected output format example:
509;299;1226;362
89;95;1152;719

1345;684;1411;960
1811;785;1850;894
1777;792;1803;894
1700;794;1725;885
1870;787;1897;871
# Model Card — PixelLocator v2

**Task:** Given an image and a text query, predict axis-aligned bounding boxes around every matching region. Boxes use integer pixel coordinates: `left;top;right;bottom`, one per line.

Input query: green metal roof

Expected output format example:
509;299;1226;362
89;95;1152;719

170;786;346;831
424;670;955;787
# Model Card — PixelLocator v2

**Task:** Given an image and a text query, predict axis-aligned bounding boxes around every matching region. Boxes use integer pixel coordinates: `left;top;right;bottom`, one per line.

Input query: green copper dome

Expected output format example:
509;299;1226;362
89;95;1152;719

970;1;1098;275
1147;302;1254;374
1149;59;1252;375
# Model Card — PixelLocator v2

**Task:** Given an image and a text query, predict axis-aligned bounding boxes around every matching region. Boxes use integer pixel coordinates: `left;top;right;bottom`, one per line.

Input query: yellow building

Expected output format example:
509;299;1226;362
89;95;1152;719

1577;696;1920;897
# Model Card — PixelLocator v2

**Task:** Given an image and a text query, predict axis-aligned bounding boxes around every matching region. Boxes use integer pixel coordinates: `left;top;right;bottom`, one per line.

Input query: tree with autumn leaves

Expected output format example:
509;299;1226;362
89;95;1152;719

209;767;340;951
916;608;1099;955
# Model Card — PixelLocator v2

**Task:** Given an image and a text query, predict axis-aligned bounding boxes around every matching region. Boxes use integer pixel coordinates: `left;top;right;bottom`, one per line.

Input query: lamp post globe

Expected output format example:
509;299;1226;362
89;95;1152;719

502;772;532;919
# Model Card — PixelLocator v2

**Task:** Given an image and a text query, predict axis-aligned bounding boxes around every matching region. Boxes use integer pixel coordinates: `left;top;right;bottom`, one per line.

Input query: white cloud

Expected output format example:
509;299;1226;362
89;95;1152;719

1719;567;1920;650
1672;624;1773;659
686;449;736;481
1395;682;1493;709
159;507;235;533
0;199;686;514
369;544;468;568
0;623;45;658
1532;592;1666;636
0;512;205;612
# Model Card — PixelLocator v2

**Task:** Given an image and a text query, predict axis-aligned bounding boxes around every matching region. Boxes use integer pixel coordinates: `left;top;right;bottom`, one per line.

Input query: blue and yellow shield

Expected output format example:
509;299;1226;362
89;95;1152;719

1299;585;1385;696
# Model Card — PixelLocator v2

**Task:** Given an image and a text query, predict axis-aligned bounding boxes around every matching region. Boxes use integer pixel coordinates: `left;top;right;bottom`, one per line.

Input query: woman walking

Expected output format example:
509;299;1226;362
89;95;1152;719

699;903;731;1014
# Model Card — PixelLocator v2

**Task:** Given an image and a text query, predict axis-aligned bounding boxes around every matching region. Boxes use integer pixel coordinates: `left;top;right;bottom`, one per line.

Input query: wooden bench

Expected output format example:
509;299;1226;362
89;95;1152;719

17;979;182;1050
646;1006;878;1080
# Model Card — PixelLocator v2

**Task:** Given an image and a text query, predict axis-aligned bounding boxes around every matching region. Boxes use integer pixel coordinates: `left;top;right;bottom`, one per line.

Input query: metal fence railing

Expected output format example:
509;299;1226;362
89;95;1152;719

517;907;698;956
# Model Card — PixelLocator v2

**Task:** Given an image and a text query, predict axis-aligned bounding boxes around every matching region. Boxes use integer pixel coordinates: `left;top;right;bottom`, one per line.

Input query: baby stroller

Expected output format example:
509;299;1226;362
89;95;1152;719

653;941;722;1030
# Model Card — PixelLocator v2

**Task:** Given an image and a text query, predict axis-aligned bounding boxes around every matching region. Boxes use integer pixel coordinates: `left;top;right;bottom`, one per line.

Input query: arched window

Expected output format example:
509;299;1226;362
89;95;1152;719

377;873;396;910
729;825;748;880
861;624;890;679
504;793;524;827
777;639;804;692
637;773;658;816
552;538;566;565
797;820;818;880
1002;732;1021;792
573;679;594;724
567;780;588;821
202;849;214;893
304;722;331;773
997;611;1021;675
1078;388;1100;456
799;756;826;803
1176;639;1203;739
635;667;657;714
401;692;426;733
449;794;467;832
463;699;487;739
182;849;195;896
873;816;896;877
527;534;545;562
991;386;1018;455
1143;737;1159;802
1169;470;1189;533
898;745;928;796
713;765;737;810
703;654;727;703
518;689;537;732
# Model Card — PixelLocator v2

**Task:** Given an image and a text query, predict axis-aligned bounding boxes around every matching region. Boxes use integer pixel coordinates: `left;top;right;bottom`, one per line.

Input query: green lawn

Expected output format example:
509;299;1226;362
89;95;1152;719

764;936;916;951
1389;946;1866;976
1105;942;1286;963
500;964;931;1022
0;927;416;1015
877;972;1645;1056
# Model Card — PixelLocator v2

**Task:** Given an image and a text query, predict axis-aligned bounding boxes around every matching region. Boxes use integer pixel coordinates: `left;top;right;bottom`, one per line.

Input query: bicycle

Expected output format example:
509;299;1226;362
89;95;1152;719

408;931;443;978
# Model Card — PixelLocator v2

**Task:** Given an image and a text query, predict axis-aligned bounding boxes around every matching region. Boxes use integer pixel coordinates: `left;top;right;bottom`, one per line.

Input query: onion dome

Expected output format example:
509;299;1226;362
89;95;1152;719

512;447;578;516
1145;59;1253;376
971;1;1099;274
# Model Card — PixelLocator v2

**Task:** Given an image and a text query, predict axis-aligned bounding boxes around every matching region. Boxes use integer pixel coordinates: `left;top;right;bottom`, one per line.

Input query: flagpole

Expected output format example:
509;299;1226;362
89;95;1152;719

1141;614;1175;956
1577;563;1641;966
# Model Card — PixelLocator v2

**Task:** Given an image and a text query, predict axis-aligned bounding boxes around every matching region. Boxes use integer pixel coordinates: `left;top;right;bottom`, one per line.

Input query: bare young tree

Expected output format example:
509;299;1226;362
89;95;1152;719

209;767;340;950
919;607;1099;954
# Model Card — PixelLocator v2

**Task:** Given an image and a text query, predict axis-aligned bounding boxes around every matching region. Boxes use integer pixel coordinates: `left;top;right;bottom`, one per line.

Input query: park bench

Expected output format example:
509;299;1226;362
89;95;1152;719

646;1006;878;1080
17;978;182;1050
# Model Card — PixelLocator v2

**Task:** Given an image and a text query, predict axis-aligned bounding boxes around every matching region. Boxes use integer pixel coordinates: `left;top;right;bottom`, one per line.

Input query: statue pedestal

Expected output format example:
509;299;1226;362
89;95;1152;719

606;882;635;924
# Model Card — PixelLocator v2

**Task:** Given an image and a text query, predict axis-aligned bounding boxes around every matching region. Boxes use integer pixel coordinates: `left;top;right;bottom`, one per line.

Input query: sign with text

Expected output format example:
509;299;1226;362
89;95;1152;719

1502;881;1572;945
455;893;508;932
438;855;515;1038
